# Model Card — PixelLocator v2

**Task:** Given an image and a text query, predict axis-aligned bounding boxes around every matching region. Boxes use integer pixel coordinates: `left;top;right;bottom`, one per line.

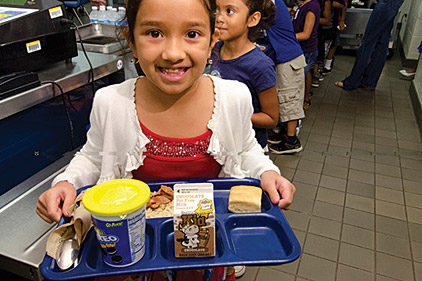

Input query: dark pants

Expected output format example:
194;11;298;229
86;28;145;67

342;0;404;90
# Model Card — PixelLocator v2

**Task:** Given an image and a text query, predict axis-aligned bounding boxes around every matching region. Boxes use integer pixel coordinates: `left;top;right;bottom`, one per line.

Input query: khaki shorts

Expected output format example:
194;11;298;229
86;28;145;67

276;54;306;123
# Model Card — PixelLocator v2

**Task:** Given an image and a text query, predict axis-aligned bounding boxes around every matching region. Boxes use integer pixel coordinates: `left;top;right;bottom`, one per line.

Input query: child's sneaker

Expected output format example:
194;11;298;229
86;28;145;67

234;265;246;278
267;125;287;144
269;136;303;154
313;70;324;81
311;76;320;88
322;67;332;75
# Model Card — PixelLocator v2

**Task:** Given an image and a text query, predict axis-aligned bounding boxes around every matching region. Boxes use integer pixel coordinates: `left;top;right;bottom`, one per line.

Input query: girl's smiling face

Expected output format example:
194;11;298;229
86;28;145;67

131;0;216;96
215;0;259;42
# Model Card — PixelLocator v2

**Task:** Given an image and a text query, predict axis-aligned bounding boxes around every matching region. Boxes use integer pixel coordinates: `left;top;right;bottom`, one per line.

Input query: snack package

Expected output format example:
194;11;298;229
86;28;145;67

173;183;215;258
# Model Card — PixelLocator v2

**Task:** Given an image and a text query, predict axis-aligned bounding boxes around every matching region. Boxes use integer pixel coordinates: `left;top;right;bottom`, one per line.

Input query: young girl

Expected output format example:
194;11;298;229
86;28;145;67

36;0;295;278
209;0;279;148
293;0;320;109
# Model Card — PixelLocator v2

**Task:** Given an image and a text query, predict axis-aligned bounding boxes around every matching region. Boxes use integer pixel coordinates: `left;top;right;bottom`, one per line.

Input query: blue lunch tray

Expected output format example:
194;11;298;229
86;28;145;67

40;177;301;280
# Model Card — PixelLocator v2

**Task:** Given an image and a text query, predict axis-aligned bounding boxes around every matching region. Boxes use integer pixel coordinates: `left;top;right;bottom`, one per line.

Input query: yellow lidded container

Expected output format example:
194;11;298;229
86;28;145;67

82;179;151;267
83;179;150;217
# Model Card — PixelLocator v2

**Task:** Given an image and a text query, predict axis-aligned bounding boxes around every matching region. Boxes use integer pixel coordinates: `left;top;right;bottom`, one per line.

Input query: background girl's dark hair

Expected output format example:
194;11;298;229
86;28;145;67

244;0;276;41
125;0;216;45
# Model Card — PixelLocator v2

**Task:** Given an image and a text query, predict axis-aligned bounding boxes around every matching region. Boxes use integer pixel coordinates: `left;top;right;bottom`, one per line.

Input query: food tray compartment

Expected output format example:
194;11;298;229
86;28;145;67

41;177;301;280
224;214;292;261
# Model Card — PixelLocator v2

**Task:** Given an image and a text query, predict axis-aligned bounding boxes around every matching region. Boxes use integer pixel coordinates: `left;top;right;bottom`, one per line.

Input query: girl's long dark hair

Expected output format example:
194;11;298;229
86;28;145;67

244;0;276;41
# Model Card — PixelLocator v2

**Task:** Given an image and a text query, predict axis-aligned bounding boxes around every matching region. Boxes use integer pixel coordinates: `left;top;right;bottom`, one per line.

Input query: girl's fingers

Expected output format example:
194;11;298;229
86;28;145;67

36;208;54;224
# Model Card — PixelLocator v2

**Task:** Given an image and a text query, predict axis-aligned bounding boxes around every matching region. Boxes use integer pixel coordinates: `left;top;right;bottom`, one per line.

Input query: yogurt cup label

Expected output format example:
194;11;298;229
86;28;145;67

92;206;146;266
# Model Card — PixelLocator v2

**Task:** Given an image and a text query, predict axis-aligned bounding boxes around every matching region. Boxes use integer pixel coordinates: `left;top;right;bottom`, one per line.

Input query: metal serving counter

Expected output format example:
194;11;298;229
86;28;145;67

0;50;123;121
0;153;73;281
0;48;124;280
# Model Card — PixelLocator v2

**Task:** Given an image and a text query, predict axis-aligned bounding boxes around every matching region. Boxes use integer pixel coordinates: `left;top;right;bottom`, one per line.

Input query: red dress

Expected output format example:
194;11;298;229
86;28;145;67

132;121;222;181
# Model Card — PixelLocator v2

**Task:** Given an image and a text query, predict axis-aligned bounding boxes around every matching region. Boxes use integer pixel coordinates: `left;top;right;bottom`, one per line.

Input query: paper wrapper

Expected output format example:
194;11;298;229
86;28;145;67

46;190;93;260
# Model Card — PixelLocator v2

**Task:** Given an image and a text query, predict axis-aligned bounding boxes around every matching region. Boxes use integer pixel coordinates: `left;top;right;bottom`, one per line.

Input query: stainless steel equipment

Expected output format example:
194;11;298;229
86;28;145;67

76;22;128;54
339;8;373;49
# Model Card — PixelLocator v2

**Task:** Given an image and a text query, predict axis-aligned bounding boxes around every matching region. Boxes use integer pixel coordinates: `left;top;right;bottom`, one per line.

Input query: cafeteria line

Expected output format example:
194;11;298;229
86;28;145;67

1;0;422;280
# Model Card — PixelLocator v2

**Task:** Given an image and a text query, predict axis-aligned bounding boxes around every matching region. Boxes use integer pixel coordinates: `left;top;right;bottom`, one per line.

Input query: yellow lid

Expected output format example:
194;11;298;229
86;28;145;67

83;179;150;217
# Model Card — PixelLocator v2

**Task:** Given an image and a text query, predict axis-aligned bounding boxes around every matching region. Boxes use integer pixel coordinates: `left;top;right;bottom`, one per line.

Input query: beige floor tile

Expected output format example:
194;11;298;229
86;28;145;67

303;233;339;261
400;157;422;170
322;163;349;179
350;159;375;173
375;186;404;204
404;192;422;209
272;154;300;169
339;242;375;272
402;167;422;182
406;206;422;224
290;196;314;214
376;215;409;239
375;163;402;178
344;208;375;230
319;174;347;192
348;180;375;198
375;174;403;191
316;187;345;206
376;275;400;281
412;241;422;263
341;224;375;249
297;254;336;281
293;182;318;200
349;169;375;185
308;216;341;240
293;170;321;186
375;200;406;220
346;194;374;213
283;210;310;232
324;155;350;168
376;232;411;259
375;154;400;166
312;201;343;222
403;179;422;195
337;264;374;281
254;267;294;281
376;252;413;281
415;261;422;281
297;159;324;174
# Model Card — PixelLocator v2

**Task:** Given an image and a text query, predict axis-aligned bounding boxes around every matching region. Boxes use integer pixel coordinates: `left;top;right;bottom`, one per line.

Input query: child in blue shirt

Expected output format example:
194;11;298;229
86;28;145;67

210;0;279;148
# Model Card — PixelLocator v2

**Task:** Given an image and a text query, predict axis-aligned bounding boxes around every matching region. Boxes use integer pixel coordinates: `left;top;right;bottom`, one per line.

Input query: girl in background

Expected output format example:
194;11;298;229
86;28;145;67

293;0;320;109
210;0;279;149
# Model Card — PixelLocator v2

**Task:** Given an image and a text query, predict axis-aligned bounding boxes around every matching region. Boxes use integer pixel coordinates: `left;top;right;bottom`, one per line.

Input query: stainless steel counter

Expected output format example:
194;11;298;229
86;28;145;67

0;49;124;280
0;50;123;120
0;152;75;280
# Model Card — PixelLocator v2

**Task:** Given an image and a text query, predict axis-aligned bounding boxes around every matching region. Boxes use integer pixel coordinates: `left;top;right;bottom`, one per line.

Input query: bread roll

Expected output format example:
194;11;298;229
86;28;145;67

228;185;262;213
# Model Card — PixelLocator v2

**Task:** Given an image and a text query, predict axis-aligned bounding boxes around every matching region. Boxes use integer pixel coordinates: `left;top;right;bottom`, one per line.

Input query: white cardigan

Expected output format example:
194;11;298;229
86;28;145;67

52;75;280;189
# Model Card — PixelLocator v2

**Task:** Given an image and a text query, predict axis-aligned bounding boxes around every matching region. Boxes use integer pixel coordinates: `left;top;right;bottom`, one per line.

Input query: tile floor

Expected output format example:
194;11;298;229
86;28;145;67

241;53;422;281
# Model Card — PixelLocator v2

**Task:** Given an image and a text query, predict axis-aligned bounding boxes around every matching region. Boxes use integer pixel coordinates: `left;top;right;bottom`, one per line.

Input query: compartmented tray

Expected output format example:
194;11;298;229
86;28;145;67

40;178;301;280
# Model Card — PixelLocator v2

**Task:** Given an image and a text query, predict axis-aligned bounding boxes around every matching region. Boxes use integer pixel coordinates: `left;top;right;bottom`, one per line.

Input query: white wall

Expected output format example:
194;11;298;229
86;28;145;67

399;0;412;42
402;0;422;60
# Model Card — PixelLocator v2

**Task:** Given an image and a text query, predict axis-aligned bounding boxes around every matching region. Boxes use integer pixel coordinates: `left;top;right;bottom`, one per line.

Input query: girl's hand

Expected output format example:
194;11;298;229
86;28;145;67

338;20;346;31
36;181;77;224
260;170;296;210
